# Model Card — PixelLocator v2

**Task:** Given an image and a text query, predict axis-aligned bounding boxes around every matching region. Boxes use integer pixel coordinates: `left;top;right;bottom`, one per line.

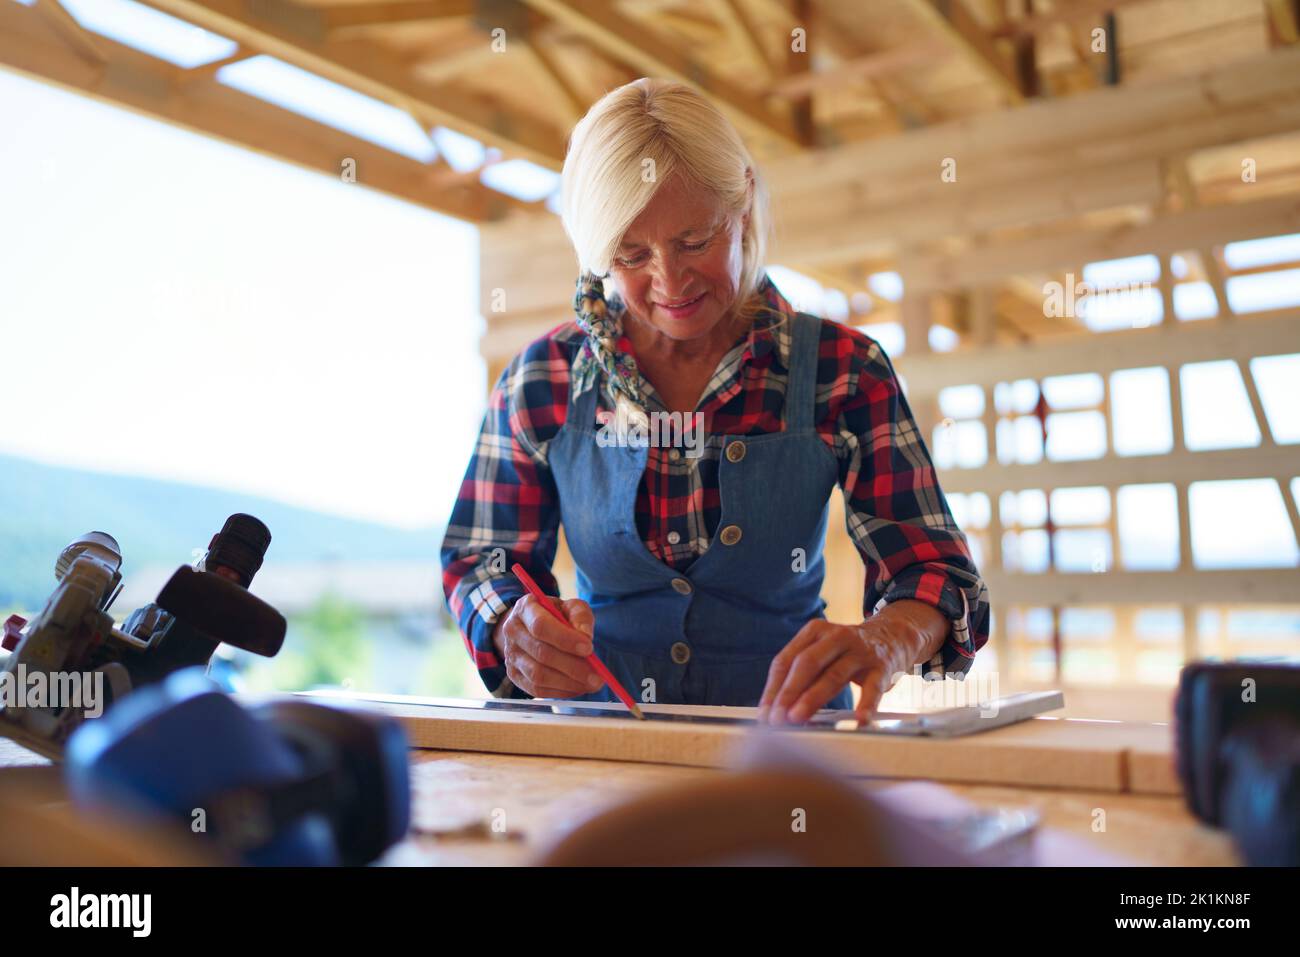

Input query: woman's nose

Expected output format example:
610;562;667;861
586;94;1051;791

645;249;688;293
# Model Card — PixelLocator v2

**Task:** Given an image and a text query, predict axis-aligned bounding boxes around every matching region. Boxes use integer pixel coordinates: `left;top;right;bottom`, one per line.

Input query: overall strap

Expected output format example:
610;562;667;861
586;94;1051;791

568;356;601;434
784;312;821;433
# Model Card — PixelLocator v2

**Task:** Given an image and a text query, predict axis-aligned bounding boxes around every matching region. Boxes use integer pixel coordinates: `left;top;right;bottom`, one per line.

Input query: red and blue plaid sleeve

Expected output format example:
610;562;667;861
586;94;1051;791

827;325;990;678
439;325;577;697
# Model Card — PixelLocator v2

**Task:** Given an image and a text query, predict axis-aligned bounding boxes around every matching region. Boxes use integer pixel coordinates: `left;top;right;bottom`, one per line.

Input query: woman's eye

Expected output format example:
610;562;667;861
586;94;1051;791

682;239;709;252
616;253;648;268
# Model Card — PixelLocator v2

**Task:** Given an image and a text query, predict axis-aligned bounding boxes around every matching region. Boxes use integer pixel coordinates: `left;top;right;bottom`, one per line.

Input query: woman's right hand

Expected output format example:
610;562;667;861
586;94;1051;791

491;594;603;698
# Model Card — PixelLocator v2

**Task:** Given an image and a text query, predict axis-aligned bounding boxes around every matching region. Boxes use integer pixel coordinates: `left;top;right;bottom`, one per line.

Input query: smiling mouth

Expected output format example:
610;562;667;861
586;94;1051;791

657;293;705;309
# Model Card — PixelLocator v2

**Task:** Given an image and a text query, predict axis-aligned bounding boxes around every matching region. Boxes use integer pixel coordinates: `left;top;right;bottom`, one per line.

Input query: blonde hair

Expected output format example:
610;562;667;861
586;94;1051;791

560;78;773;328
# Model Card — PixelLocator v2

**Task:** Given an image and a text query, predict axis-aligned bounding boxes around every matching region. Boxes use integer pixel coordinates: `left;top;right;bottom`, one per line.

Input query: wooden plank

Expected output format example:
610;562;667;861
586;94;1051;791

978;568;1300;606
1126;725;1182;796
776;157;1165;266
896;305;1300;390
770;44;1300;196
294;696;1191;793
938;444;1300;497
906;192;1300;293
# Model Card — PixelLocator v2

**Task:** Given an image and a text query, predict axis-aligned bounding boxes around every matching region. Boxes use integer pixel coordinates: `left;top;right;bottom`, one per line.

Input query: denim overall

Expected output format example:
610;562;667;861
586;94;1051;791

548;311;853;709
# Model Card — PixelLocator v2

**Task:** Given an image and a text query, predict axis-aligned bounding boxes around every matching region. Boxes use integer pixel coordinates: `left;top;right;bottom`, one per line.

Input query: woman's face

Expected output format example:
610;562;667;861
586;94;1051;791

608;172;748;345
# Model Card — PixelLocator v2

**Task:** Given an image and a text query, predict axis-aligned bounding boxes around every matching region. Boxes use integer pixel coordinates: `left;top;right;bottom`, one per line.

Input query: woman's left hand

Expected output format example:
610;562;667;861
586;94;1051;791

757;617;915;726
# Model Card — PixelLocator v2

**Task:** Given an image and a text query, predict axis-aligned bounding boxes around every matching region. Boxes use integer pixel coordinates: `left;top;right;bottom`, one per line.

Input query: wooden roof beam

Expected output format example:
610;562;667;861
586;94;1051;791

993;0;1158;39
905;0;1028;104
518;0;810;148
33;0;107;66
767;43;947;100
1265;0;1300;46
321;1;477;35
137;0;568;169
713;0;777;80
906;193;1300;293
0;1;512;222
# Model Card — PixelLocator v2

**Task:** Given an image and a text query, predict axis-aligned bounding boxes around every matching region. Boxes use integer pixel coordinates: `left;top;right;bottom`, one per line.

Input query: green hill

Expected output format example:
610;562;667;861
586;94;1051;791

0;452;442;609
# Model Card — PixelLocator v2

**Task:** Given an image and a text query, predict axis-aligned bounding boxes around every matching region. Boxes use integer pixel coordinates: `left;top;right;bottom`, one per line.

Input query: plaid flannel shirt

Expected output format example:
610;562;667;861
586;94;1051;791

441;274;990;697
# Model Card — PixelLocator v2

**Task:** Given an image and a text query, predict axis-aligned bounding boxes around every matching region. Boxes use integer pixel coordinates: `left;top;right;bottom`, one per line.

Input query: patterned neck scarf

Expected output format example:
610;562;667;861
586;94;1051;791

571;271;646;419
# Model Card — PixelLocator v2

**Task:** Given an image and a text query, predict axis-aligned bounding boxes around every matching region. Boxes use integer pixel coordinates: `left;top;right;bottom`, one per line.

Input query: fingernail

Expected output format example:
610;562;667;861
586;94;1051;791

578;643;593;656
587;674;602;689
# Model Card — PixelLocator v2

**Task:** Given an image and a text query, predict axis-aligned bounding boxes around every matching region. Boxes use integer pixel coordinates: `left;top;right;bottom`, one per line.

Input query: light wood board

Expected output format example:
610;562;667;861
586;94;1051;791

282;694;1181;795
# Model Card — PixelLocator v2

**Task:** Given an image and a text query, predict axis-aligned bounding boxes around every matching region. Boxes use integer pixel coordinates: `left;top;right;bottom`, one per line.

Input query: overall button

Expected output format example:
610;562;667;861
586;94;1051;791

671;577;693;595
725;440;746;463
720;524;743;546
670;642;691;665
668;449;682;462
667;530;681;545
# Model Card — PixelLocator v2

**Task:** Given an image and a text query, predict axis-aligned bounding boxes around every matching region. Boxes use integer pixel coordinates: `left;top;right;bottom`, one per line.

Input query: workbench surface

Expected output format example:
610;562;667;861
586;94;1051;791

0;737;1236;865
383;749;1238;866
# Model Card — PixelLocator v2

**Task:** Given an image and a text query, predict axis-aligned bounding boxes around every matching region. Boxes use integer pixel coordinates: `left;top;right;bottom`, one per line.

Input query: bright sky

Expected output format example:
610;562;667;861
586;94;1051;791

0;68;485;529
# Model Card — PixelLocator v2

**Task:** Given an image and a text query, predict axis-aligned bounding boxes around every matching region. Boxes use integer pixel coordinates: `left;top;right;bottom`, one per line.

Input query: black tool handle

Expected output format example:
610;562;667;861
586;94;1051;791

156;565;286;658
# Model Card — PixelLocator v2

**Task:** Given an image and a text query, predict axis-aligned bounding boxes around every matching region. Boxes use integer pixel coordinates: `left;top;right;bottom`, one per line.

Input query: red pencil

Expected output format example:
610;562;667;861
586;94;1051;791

510;563;646;720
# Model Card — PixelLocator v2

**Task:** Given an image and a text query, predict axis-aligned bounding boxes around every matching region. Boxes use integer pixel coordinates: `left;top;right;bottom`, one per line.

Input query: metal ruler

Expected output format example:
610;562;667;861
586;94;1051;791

296;690;1066;738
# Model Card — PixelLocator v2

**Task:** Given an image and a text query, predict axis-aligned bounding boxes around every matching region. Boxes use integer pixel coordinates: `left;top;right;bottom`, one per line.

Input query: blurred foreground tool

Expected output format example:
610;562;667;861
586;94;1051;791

1175;660;1300;866
537;764;990;865
0;515;286;759
535;728;1051;865
66;668;411;866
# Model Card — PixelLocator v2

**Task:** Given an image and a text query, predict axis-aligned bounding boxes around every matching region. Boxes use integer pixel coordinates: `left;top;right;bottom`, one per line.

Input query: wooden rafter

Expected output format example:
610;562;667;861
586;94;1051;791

33;0;106;66
904;0;1028;104
518;0;810;148
321;1;477;35
0;1;523;222
137;0;569;168
906;193;1300;293
175;47;255;85
993;0;1158;38
713;0;777;80
1166;158;1234;317
1265;0;1300;46
767;42;947;100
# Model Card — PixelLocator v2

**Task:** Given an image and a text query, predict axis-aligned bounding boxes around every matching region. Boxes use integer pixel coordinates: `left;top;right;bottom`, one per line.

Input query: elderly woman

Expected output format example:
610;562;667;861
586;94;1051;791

441;78;989;724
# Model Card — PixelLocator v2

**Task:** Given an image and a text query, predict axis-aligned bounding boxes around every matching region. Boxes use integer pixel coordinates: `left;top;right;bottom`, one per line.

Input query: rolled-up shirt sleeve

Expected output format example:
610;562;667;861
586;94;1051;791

439;333;570;698
831;331;990;678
